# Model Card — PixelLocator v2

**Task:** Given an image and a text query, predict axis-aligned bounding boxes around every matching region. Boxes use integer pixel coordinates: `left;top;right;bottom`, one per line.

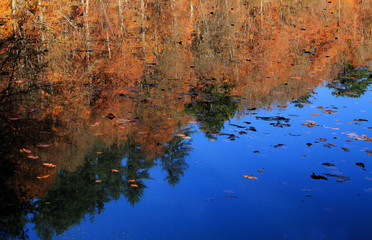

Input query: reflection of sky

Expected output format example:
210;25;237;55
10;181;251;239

49;85;372;239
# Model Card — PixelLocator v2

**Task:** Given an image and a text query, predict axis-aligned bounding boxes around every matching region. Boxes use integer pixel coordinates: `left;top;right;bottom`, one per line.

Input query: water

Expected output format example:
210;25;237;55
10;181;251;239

0;0;371;239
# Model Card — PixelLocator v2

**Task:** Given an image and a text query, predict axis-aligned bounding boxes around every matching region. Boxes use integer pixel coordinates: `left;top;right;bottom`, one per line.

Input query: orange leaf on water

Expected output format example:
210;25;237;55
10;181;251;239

43;163;56;167
129;179;136;183
243;175;258;179
37;143;51;148
20;148;32;154
130;184;138;187
36;175;50;179
111;169;119;172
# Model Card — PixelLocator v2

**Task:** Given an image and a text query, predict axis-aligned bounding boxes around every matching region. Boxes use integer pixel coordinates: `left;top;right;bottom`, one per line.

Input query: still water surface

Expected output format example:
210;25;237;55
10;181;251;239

0;0;371;239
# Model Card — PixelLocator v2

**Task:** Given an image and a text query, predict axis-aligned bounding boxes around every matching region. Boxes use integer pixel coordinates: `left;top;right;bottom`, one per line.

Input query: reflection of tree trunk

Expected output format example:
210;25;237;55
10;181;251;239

190;0;193;23
85;0;90;61
280;0;284;28
171;0;177;34
260;0;263;30
12;0;19;35
337;0;341;27
118;0;127;38
106;31;111;59
38;0;45;45
141;0;146;61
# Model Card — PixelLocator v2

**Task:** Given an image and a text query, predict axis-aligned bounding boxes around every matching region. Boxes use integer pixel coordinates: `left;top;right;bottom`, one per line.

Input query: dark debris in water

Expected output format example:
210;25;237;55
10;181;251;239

311;173;328;180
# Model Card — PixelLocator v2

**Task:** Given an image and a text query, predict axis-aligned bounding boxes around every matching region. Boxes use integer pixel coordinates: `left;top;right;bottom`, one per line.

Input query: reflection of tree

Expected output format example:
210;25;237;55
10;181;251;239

185;84;240;138
29;134;192;239
291;93;313;108
160;128;192;186
0;161;31;240
31;140;151;239
327;65;372;98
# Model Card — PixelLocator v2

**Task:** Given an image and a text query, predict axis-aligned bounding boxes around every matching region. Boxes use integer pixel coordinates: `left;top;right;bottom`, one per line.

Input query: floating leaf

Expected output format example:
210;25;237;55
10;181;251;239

20;148;32;154
106;113;115;120
302;121;322;127
129;179;136;183
27;155;39;159
311;172;328;180
341;147;350;152
37;175;50;179
243;175;258;179
37;143;51;148
130;184;138;187
322;110;337;114
111;169;119;173
324;173;350;183
91;122;101;127
311;113;320;116
322;163;335;167
95;180;102;183
354;119;368;122
355;162;365;168
43;163;56;167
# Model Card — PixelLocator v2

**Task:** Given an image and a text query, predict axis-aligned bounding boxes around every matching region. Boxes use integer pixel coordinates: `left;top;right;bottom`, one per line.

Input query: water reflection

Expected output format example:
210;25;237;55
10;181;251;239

0;0;371;239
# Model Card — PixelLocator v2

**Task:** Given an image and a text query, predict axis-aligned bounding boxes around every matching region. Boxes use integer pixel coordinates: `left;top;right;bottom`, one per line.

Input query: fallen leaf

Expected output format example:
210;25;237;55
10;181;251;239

322;110;337;114
37;143;51;148
27;155;39;159
95;180;102;183
354;119;368;122
129;179;136;182
341;147;350;152
111;169;119;172
311;172;328;180
37;175;50;179
243;175;258;179
130;184;138;187
355;162;365;168
302;121;322;127
20;148;32;154
322;163;335;167
225;196;238;198
106;113;115;120
43;163;56;167
347;122;361;125
311;113;320;116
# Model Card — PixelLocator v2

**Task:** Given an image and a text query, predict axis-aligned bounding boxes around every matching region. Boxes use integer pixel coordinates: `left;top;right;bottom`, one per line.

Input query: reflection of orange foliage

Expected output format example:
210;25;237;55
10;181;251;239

1;0;371;200
10;158;56;200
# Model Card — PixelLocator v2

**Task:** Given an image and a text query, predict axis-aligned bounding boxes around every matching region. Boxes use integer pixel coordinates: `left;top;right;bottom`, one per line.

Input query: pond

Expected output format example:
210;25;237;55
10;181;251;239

0;0;371;239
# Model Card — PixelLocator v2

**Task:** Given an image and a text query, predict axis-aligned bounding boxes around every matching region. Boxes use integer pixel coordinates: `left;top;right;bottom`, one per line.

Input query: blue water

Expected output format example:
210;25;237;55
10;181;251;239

24;85;370;240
